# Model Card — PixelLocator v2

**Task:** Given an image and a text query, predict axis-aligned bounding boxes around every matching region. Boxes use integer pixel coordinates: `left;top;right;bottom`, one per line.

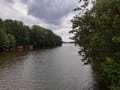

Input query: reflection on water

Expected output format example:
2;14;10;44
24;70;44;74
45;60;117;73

0;44;97;90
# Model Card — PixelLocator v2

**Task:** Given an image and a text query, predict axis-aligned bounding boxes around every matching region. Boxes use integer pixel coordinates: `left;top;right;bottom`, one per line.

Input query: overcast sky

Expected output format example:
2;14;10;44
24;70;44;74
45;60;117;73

0;0;78;41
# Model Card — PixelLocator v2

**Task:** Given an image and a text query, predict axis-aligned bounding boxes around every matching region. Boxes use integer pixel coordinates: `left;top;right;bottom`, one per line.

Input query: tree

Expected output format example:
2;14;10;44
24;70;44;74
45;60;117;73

70;0;120;89
0;29;9;51
30;25;62;48
8;34;16;48
0;18;62;51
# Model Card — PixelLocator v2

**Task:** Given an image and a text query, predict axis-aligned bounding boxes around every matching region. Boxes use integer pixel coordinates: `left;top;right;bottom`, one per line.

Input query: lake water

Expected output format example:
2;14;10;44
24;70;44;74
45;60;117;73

0;44;97;90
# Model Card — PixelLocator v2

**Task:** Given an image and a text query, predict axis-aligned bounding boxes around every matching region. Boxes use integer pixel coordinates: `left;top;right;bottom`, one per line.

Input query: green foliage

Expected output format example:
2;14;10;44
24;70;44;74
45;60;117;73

0;19;62;51
30;25;62;48
70;0;120;89
102;57;120;90
112;36;120;43
8;34;16;48
4;20;30;45
0;29;9;51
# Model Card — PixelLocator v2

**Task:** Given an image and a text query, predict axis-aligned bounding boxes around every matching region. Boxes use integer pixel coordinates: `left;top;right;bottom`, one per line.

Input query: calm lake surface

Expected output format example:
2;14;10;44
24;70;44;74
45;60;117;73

0;44;96;90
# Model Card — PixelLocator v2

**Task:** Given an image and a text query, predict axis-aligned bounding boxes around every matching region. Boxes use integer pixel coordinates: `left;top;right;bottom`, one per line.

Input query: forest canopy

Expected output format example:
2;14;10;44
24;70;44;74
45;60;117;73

0;18;62;51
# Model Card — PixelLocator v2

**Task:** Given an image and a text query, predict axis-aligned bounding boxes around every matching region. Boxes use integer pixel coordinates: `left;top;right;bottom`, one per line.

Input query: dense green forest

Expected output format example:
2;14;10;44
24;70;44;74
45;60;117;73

70;0;120;90
0;18;62;51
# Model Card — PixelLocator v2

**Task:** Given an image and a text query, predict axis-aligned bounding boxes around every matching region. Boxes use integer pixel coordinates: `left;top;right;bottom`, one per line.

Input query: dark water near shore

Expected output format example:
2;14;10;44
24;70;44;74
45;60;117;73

0;44;97;90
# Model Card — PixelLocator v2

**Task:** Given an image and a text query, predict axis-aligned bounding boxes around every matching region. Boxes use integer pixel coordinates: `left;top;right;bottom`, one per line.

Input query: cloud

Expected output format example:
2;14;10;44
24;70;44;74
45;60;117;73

20;0;28;4
54;13;75;41
27;0;77;25
5;0;28;4
0;0;77;41
5;0;14;4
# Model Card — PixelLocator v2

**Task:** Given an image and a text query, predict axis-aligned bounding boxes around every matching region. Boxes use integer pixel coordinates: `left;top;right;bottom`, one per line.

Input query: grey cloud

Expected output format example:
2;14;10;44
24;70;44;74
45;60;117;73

27;0;77;25
20;0;28;4
6;0;28;4
5;0;14;3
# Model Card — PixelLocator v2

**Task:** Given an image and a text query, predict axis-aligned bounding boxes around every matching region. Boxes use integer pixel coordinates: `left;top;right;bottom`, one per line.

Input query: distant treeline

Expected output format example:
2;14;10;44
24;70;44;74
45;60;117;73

0;18;62;51
62;41;75;44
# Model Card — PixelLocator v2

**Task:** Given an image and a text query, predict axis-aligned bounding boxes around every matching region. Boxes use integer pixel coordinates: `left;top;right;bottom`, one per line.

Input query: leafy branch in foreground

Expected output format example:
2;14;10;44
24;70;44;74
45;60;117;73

70;0;120;89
